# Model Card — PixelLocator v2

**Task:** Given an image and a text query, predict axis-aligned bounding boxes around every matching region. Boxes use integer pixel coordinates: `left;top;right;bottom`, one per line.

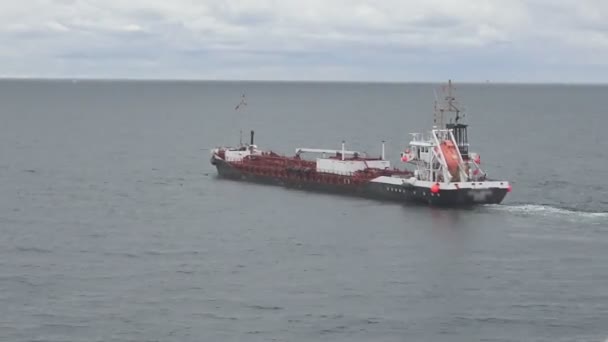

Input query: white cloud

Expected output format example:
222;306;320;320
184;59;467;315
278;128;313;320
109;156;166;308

122;24;144;32
47;21;70;32
0;0;607;81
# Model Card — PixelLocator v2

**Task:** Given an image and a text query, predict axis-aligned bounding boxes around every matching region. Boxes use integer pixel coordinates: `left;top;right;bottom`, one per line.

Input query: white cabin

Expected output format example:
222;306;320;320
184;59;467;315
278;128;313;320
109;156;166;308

218;145;261;162
401;80;486;184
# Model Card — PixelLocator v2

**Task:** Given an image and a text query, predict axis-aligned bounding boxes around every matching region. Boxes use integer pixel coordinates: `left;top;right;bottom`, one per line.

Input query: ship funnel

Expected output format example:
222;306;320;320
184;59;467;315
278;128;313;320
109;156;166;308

341;141;345;161
381;140;385;160
250;130;255;145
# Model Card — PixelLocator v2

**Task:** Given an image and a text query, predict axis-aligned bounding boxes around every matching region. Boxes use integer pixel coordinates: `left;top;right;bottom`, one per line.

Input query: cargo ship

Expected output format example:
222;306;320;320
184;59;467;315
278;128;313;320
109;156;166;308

210;81;511;206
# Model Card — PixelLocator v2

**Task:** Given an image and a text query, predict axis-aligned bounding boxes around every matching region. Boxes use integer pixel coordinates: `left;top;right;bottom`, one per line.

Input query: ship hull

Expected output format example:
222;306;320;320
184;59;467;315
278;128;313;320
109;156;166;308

212;159;507;207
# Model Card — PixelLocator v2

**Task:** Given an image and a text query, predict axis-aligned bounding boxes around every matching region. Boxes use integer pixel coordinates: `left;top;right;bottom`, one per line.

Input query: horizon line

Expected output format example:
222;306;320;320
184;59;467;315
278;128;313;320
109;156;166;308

1;76;607;86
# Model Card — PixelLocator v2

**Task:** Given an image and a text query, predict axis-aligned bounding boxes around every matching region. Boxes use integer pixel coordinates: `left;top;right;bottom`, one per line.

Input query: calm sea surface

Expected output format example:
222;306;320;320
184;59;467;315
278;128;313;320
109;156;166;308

1;80;607;341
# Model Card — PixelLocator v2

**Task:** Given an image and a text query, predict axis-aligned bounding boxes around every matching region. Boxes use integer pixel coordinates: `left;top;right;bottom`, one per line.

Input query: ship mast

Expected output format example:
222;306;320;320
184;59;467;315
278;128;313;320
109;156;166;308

433;80;469;159
433;79;462;129
433;80;462;129
235;93;248;147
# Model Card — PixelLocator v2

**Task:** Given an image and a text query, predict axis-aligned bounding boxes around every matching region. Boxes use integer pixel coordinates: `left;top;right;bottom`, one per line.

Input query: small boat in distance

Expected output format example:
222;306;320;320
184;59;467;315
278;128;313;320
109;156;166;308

210;80;511;206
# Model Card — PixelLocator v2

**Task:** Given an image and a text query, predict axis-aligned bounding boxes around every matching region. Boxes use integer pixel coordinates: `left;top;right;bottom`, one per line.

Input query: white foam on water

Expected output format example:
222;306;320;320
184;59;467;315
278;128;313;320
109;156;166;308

483;204;608;219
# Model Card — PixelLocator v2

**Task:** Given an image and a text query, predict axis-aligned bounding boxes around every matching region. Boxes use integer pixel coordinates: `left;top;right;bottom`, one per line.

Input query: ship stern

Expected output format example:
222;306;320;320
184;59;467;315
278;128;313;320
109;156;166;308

409;180;511;207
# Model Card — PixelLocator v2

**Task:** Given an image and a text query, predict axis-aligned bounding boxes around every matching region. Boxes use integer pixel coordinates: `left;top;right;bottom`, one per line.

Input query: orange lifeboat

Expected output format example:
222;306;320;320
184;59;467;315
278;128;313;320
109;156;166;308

439;140;461;181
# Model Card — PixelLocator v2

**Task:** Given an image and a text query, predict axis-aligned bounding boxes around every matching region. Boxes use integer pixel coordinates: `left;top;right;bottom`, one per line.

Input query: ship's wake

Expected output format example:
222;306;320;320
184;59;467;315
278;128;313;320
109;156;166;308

482;203;608;219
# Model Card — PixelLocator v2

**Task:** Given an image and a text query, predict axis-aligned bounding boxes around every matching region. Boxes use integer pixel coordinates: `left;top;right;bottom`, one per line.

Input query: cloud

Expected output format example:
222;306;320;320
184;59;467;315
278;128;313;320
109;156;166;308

0;0;607;81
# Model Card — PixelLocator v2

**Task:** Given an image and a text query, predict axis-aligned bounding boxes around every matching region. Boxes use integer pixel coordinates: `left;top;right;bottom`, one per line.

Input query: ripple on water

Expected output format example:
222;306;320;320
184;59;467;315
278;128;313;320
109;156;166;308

246;305;284;311
192;313;238;321
15;246;53;254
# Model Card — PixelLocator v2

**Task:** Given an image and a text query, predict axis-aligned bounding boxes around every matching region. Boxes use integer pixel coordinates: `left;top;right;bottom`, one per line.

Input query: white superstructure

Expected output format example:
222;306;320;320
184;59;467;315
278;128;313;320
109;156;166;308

400;80;506;190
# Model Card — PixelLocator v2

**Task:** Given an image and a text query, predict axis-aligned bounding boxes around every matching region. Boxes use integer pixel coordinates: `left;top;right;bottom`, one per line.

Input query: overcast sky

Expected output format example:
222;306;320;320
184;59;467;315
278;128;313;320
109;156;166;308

1;0;607;82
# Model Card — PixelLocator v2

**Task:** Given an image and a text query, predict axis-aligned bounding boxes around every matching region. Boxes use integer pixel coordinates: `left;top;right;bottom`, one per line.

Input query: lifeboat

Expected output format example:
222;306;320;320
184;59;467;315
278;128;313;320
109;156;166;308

439;140;461;181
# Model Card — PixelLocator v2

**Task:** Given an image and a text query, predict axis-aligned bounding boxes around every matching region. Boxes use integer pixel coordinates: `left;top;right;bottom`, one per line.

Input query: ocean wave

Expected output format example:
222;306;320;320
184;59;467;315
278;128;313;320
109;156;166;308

483;204;608;219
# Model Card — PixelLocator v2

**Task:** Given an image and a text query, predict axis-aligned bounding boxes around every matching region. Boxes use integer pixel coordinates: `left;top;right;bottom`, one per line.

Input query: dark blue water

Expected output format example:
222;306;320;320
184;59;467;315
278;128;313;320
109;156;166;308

1;80;607;341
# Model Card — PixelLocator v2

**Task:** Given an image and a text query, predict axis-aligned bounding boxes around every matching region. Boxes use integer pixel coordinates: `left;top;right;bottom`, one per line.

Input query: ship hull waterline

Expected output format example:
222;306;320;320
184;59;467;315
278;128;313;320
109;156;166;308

212;159;508;207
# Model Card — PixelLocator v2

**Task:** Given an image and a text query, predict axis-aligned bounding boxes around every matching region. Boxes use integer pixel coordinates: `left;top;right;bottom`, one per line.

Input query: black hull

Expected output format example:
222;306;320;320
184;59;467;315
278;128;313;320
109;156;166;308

212;159;507;207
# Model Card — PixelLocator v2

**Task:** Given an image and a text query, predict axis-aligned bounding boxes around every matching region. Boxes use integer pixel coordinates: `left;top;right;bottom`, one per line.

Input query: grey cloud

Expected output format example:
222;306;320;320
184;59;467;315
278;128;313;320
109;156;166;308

0;0;607;81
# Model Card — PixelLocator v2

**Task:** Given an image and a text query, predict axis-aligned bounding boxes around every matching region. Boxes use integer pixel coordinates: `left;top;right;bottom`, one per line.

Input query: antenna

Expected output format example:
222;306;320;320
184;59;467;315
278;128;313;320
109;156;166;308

433;88;439;125
235;93;247;111
234;92;247;145
434;79;463;129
